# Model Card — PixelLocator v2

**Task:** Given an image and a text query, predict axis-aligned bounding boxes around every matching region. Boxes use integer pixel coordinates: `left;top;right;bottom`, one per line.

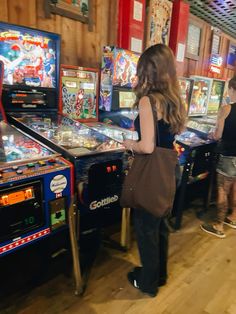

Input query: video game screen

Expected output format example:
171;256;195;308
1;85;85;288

178;78;193;111
188;77;212;116
60;66;98;122
207;79;225;114
0;22;59;89
113;48;139;88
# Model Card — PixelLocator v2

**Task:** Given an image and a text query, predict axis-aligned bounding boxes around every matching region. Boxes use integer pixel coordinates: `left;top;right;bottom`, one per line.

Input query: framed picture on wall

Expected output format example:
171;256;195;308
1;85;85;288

44;0;93;30
145;0;173;48
227;41;236;69
186;23;202;60
211;31;221;55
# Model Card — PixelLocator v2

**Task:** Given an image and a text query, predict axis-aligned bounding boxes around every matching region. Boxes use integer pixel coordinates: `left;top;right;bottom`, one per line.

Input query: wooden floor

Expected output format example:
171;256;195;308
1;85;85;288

1;208;236;314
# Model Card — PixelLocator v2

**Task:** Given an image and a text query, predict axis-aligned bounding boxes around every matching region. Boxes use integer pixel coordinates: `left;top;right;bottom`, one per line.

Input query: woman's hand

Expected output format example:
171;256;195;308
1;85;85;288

208;131;215;140
123;139;136;152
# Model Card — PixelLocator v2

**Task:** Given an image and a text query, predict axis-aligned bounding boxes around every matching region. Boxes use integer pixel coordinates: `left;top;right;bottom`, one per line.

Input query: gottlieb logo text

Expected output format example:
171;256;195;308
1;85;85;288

89;195;119;210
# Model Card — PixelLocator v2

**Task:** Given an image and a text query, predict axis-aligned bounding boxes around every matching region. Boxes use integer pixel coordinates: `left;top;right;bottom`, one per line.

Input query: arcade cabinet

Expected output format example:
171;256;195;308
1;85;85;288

172;76;217;229
87;46;139;142
191;78;225;125
0;60;73;257
59;63;138;144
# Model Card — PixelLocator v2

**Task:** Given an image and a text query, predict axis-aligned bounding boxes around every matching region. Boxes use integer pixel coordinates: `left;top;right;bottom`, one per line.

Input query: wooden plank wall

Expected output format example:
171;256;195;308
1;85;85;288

182;14;235;80
0;0;118;68
0;0;235;79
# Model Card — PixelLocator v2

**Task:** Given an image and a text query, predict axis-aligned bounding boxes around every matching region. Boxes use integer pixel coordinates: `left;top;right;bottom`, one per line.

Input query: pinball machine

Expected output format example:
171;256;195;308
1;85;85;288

189;78;225;126
0;61;73;257
0;22;127;252
172;76;217;229
59;63;138;142
174;77;225;229
86;46;140;142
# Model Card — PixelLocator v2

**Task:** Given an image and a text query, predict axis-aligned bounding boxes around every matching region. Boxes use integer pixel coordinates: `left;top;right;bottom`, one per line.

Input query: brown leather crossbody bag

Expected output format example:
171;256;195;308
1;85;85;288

120;94;178;217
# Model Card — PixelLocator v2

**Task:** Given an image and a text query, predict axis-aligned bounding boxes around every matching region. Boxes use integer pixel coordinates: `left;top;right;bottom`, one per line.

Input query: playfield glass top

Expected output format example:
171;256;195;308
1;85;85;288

0;121;54;165
87;122;138;143
11;114;123;157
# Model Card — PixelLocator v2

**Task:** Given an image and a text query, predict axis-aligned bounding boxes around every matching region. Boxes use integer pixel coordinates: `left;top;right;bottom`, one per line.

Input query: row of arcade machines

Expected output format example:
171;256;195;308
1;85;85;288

173;76;226;228
0;19;227;250
0;22;134;267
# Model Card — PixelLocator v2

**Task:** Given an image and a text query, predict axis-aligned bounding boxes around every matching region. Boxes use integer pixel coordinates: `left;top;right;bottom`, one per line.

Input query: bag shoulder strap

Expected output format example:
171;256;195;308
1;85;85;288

147;94;160;147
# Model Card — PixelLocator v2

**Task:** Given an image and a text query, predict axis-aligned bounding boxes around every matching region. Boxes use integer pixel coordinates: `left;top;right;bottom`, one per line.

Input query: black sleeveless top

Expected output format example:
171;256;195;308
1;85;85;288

218;103;236;156
134;114;175;149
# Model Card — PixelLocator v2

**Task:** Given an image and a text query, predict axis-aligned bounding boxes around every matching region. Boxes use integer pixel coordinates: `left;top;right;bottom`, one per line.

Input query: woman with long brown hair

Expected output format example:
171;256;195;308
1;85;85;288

123;44;186;297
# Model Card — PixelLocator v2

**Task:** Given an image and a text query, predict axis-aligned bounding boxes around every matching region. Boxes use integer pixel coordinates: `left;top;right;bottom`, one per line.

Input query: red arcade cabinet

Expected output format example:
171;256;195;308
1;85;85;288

169;0;190;56
169;0;190;73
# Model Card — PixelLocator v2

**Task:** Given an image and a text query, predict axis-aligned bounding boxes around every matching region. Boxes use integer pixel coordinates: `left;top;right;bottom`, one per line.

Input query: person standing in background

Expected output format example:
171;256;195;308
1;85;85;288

123;44;186;297
201;76;236;238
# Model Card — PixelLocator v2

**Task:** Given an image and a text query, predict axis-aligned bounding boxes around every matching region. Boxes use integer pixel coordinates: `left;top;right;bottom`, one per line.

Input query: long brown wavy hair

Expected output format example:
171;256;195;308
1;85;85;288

133;44;186;134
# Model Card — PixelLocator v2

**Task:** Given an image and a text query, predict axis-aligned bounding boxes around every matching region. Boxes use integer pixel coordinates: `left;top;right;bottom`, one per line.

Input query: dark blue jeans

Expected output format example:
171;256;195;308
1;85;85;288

133;208;169;292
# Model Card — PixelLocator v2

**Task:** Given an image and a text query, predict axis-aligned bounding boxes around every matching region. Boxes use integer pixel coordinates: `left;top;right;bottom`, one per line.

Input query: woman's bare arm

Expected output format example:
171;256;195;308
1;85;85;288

123;96;155;154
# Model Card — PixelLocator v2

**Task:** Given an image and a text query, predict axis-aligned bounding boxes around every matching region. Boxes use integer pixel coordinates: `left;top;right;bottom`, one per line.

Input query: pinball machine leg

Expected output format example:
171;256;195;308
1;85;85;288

68;197;84;295
120;207;131;250
205;153;217;210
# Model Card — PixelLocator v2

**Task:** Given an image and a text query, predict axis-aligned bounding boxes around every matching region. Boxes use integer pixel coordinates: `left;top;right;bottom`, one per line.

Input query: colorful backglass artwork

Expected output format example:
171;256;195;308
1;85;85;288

178;78;193;112
207;79;225;114
189;77;212;116
146;0;173;47
112;48;139;88
61;66;98;122
0;23;58;89
100;46;140;111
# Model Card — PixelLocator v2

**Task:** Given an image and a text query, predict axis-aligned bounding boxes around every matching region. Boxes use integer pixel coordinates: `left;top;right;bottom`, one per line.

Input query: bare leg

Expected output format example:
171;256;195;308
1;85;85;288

227;179;236;221
214;173;231;231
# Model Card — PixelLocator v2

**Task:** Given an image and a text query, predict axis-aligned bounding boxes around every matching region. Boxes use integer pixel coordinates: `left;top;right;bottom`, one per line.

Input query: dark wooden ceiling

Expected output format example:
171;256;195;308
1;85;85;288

187;0;236;38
